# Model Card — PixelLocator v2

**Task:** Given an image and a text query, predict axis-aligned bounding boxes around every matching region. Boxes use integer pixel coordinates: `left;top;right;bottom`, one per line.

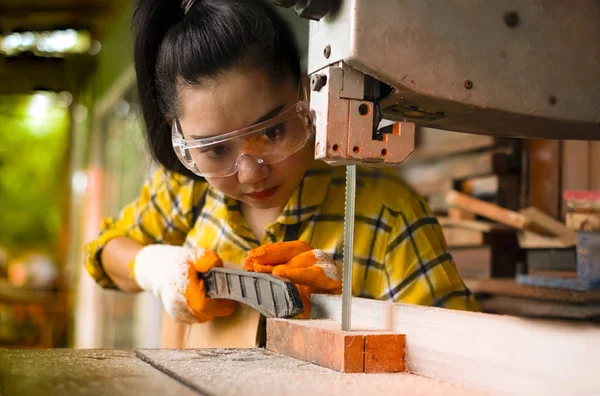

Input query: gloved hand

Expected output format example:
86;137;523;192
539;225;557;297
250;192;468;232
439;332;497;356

244;241;342;318
132;245;237;323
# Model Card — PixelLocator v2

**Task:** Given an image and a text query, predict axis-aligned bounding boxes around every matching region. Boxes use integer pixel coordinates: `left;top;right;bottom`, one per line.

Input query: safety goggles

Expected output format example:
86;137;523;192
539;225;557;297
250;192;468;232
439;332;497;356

172;100;313;178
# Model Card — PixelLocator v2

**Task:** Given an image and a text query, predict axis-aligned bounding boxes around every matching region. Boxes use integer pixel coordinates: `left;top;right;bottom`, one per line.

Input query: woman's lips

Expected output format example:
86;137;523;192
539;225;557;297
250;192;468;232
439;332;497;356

247;186;279;200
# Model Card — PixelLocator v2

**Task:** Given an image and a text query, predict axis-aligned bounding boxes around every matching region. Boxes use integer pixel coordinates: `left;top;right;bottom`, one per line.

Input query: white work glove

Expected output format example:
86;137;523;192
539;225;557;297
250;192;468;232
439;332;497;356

132;245;236;323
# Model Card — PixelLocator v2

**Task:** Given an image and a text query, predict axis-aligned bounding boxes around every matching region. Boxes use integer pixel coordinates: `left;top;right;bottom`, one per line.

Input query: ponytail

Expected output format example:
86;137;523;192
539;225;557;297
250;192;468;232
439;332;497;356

133;0;193;176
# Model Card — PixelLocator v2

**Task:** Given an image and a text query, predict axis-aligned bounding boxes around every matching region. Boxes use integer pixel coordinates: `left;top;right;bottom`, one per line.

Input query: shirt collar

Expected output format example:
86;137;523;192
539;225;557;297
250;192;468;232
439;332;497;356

215;159;334;234
276;159;334;225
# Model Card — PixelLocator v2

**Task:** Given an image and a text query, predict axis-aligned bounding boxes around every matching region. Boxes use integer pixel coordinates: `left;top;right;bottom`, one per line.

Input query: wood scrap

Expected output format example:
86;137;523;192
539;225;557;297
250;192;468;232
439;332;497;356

311;294;600;396
448;208;476;221
566;212;600;231
445;190;529;229
460;175;498;196
528;139;561;218
406;127;495;163
449;247;492;279
464;278;600;304
441;227;483;247
519;207;576;245
477;295;600;319
401;150;510;195
517;230;574;249
266;318;405;373
437;217;496;233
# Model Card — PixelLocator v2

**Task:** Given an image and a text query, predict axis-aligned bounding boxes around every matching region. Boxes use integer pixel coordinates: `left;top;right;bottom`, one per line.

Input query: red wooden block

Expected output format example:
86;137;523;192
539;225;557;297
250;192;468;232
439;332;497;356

364;334;406;373
266;319;405;373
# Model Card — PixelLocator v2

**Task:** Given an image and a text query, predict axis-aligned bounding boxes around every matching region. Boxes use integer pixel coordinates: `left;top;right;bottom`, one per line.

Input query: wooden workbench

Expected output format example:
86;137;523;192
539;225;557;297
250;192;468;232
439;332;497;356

0;348;483;396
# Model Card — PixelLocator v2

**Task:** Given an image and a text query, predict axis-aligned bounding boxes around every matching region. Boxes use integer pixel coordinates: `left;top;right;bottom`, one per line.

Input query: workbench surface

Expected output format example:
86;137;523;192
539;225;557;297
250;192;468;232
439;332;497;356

0;348;483;396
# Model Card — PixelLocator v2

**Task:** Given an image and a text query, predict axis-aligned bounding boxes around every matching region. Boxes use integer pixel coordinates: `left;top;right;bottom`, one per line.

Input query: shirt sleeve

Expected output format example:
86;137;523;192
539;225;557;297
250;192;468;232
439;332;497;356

383;196;480;312
83;166;200;290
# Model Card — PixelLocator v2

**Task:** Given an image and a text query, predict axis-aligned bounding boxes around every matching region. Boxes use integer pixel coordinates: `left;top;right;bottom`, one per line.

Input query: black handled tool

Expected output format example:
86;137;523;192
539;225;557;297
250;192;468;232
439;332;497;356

202;267;304;318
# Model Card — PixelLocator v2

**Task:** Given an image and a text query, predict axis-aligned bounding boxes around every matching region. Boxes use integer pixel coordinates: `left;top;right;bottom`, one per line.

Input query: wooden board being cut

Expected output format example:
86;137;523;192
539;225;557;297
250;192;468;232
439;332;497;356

266;318;405;373
311;294;600;396
135;348;483;396
0;349;198;396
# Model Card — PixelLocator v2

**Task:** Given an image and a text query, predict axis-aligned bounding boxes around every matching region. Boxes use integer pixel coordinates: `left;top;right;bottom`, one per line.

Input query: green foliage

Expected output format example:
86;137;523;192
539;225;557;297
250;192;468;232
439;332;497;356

0;93;69;248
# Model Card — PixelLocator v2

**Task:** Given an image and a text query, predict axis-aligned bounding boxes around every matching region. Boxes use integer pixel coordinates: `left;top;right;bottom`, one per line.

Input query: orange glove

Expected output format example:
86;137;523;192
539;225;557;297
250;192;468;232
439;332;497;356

133;245;237;323
244;241;342;318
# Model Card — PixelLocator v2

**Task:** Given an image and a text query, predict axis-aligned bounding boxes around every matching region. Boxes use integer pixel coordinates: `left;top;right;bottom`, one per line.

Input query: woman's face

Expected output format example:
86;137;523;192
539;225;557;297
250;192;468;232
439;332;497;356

177;68;312;210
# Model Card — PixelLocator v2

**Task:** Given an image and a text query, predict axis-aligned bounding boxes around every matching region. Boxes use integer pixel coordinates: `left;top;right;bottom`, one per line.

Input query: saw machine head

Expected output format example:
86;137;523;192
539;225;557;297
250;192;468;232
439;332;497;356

275;0;600;166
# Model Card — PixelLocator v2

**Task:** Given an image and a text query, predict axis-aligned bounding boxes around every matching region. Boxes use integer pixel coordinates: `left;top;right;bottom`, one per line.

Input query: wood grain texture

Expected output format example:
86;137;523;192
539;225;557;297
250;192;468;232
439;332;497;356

520;207;576;245
0;349;198;396
266;318;405;373
591;142;600;190
311;294;600;396
517;230;574;249
464;278;600;303
446;190;528;229
407;127;495;163
136;348;482;396
528;140;561;218
478;295;600;319
566;212;600;232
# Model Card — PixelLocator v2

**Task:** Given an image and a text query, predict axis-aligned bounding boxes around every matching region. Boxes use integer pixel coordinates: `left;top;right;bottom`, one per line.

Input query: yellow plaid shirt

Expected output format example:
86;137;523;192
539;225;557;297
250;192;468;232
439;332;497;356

85;160;478;311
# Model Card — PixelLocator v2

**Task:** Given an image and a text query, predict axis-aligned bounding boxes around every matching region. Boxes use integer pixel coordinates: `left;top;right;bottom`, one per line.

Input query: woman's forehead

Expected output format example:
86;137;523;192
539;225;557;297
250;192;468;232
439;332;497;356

178;69;295;138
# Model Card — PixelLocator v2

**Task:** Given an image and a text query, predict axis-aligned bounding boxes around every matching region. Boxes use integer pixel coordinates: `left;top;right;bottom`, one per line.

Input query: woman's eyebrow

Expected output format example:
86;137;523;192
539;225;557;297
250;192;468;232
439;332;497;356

190;103;286;140
251;103;286;125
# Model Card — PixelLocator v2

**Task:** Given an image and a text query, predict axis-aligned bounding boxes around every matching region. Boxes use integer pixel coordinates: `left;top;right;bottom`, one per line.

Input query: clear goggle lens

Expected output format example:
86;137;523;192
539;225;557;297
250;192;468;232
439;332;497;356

172;101;313;178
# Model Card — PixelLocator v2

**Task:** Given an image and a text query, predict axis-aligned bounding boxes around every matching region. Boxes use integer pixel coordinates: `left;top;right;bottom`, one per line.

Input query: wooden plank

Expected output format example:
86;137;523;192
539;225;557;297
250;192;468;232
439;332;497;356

441;227;484;247
267;319;364;373
407;127;495;163
520;207;577;245
400;150;507;194
528;139;561;218
517;230;574;249
566;212;600;231
265;318;405;373
460;175;498;196
446;190;529;229
591;142;600;190
0;349;198;396
464;278;600;304
311;294;600;396
477;295;600;319
561;141;590;195
449;247;493;279
448;208;476;221
136;348;483;396
437;217;501;233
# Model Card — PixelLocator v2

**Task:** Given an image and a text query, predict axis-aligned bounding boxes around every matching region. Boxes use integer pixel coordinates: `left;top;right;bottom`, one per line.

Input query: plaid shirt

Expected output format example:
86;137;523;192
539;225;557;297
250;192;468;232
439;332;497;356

85;160;478;311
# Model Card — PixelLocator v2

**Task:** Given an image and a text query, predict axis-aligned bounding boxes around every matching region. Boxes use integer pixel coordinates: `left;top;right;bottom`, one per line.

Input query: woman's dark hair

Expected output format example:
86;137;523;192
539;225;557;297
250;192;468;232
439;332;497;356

133;0;301;178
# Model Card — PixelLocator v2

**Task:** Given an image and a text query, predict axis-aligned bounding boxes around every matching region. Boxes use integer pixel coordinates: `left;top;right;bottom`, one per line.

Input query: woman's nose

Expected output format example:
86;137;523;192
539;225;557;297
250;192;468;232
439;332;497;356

237;155;269;184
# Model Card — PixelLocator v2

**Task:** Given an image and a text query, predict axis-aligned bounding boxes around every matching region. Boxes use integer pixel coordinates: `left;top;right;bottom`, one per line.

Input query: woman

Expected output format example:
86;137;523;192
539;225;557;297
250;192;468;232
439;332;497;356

85;0;478;348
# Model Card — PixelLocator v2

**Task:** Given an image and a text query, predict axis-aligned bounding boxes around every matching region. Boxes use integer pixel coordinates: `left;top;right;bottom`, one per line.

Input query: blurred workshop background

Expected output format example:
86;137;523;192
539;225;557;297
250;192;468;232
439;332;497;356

0;0;598;350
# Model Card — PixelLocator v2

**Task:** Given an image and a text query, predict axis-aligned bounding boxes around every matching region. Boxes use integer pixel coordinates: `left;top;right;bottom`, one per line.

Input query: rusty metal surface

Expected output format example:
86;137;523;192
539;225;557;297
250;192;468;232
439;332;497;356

308;0;600;139
0;349;199;396
312;64;415;165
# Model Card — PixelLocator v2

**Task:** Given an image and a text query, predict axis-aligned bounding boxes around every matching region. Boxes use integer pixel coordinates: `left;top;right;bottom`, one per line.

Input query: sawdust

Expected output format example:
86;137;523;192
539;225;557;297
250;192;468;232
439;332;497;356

136;348;487;396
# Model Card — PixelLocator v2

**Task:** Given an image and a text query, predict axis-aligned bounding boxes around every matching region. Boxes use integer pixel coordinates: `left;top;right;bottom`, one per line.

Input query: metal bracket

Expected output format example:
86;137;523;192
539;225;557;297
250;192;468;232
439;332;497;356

311;62;415;166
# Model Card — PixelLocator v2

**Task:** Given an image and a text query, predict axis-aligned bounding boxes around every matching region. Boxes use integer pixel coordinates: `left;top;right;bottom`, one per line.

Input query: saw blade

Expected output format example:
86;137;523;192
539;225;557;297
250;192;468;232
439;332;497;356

341;164;356;331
